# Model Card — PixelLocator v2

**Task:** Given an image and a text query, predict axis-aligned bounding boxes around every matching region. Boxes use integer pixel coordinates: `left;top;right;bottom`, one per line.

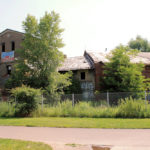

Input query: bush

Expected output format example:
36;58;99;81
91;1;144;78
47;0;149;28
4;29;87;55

11;85;41;117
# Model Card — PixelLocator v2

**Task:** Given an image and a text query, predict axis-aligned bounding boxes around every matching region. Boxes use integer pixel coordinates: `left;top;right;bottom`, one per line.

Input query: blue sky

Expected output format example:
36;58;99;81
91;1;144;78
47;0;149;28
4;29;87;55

1;0;150;57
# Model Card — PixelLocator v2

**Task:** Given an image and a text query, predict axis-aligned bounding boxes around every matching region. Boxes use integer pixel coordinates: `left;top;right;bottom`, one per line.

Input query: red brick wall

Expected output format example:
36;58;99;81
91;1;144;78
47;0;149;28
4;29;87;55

0;30;24;59
143;65;150;78
94;62;104;91
0;30;24;89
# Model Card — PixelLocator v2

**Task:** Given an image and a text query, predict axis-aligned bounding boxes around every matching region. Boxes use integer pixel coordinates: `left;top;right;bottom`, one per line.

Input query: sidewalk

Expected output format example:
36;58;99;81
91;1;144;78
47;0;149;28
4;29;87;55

0;126;150;150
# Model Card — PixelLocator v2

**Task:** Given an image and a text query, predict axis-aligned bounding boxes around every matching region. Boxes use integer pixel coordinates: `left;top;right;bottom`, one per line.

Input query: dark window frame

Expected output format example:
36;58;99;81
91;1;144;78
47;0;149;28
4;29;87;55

81;72;85;80
11;41;15;51
2;42;5;52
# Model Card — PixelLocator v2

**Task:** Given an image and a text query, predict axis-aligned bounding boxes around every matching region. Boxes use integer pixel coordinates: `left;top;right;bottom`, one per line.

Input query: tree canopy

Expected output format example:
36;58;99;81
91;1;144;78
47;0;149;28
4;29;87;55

64;76;82;94
100;46;149;92
128;35;150;52
6;11;71;95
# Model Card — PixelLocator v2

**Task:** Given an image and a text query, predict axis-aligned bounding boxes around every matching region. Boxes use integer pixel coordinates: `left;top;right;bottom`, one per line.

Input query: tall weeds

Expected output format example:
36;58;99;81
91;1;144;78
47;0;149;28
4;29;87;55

32;100;119;118
1;98;150;118
116;98;150;118
0;102;15;117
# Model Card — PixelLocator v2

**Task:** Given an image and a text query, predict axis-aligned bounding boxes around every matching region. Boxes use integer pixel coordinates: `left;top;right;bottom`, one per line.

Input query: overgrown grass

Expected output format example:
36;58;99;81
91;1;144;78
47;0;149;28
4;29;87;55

32;98;150;118
0;138;52;150
1;98;150;118
116;99;150;118
0;102;15;117
32;100;118;118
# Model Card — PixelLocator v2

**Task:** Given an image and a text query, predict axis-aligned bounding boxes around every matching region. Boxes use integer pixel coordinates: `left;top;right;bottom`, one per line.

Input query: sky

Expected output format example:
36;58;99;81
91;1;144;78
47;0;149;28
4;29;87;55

1;0;150;57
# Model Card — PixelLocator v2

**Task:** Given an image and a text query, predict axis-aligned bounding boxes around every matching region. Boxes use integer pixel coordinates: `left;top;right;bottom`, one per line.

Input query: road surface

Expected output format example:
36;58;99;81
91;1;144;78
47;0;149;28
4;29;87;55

0;126;150;150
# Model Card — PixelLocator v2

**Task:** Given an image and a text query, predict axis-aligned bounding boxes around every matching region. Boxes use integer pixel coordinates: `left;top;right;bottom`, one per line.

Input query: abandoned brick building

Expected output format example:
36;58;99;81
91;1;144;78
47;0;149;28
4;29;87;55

1;29;150;97
59;51;150;97
0;29;24;89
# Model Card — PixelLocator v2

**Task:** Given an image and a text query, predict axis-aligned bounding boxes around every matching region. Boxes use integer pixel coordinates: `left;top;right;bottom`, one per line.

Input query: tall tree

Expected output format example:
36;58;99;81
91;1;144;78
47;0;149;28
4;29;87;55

6;11;71;95
100;46;149;92
128;35;150;52
64;76;82;94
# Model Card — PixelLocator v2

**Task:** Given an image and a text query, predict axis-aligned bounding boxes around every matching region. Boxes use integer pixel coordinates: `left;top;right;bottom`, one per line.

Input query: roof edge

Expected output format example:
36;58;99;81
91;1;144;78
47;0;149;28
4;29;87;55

84;50;95;64
0;29;24;36
59;68;94;72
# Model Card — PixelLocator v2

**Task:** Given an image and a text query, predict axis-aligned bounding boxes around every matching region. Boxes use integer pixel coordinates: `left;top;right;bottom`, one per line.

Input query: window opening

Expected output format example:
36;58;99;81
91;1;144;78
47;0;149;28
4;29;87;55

2;43;5;52
7;65;12;75
11;41;15;51
81;72;85;80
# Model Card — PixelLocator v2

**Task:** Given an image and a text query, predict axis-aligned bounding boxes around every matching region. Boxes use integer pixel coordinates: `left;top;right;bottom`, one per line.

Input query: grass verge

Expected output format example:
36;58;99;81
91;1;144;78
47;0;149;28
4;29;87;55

0;138;52;150
0;117;150;128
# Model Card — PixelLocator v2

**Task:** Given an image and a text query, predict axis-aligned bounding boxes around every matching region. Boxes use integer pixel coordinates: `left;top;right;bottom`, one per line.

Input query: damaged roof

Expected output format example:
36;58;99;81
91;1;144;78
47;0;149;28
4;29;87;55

87;51;150;64
85;51;108;63
59;56;94;71
130;52;150;64
59;51;150;72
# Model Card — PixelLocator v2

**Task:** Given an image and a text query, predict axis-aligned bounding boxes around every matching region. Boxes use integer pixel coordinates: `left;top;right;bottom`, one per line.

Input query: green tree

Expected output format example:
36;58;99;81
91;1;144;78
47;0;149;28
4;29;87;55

6;11;71;95
100;46;149;92
64;76;82;94
128;35;150;52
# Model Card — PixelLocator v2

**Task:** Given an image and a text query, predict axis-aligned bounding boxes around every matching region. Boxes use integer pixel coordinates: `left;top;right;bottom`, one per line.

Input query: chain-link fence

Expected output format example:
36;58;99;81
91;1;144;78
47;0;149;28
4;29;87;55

1;91;150;107
41;91;149;107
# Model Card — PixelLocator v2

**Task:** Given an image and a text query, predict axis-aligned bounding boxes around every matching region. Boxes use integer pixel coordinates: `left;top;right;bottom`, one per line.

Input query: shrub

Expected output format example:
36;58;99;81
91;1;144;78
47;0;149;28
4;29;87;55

11;85;41;117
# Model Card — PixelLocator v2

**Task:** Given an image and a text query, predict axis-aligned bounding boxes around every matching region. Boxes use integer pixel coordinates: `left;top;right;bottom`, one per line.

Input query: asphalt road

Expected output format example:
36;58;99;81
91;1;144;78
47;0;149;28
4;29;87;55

0;126;150;150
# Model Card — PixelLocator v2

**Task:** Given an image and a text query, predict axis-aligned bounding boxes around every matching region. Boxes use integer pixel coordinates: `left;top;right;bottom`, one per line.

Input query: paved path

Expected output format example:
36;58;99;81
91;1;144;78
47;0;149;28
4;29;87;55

0;126;150;150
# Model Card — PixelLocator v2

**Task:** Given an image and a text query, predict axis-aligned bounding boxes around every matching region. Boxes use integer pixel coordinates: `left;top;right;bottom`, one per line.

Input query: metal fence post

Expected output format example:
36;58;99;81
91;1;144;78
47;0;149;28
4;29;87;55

72;93;74;107
107;91;110;106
